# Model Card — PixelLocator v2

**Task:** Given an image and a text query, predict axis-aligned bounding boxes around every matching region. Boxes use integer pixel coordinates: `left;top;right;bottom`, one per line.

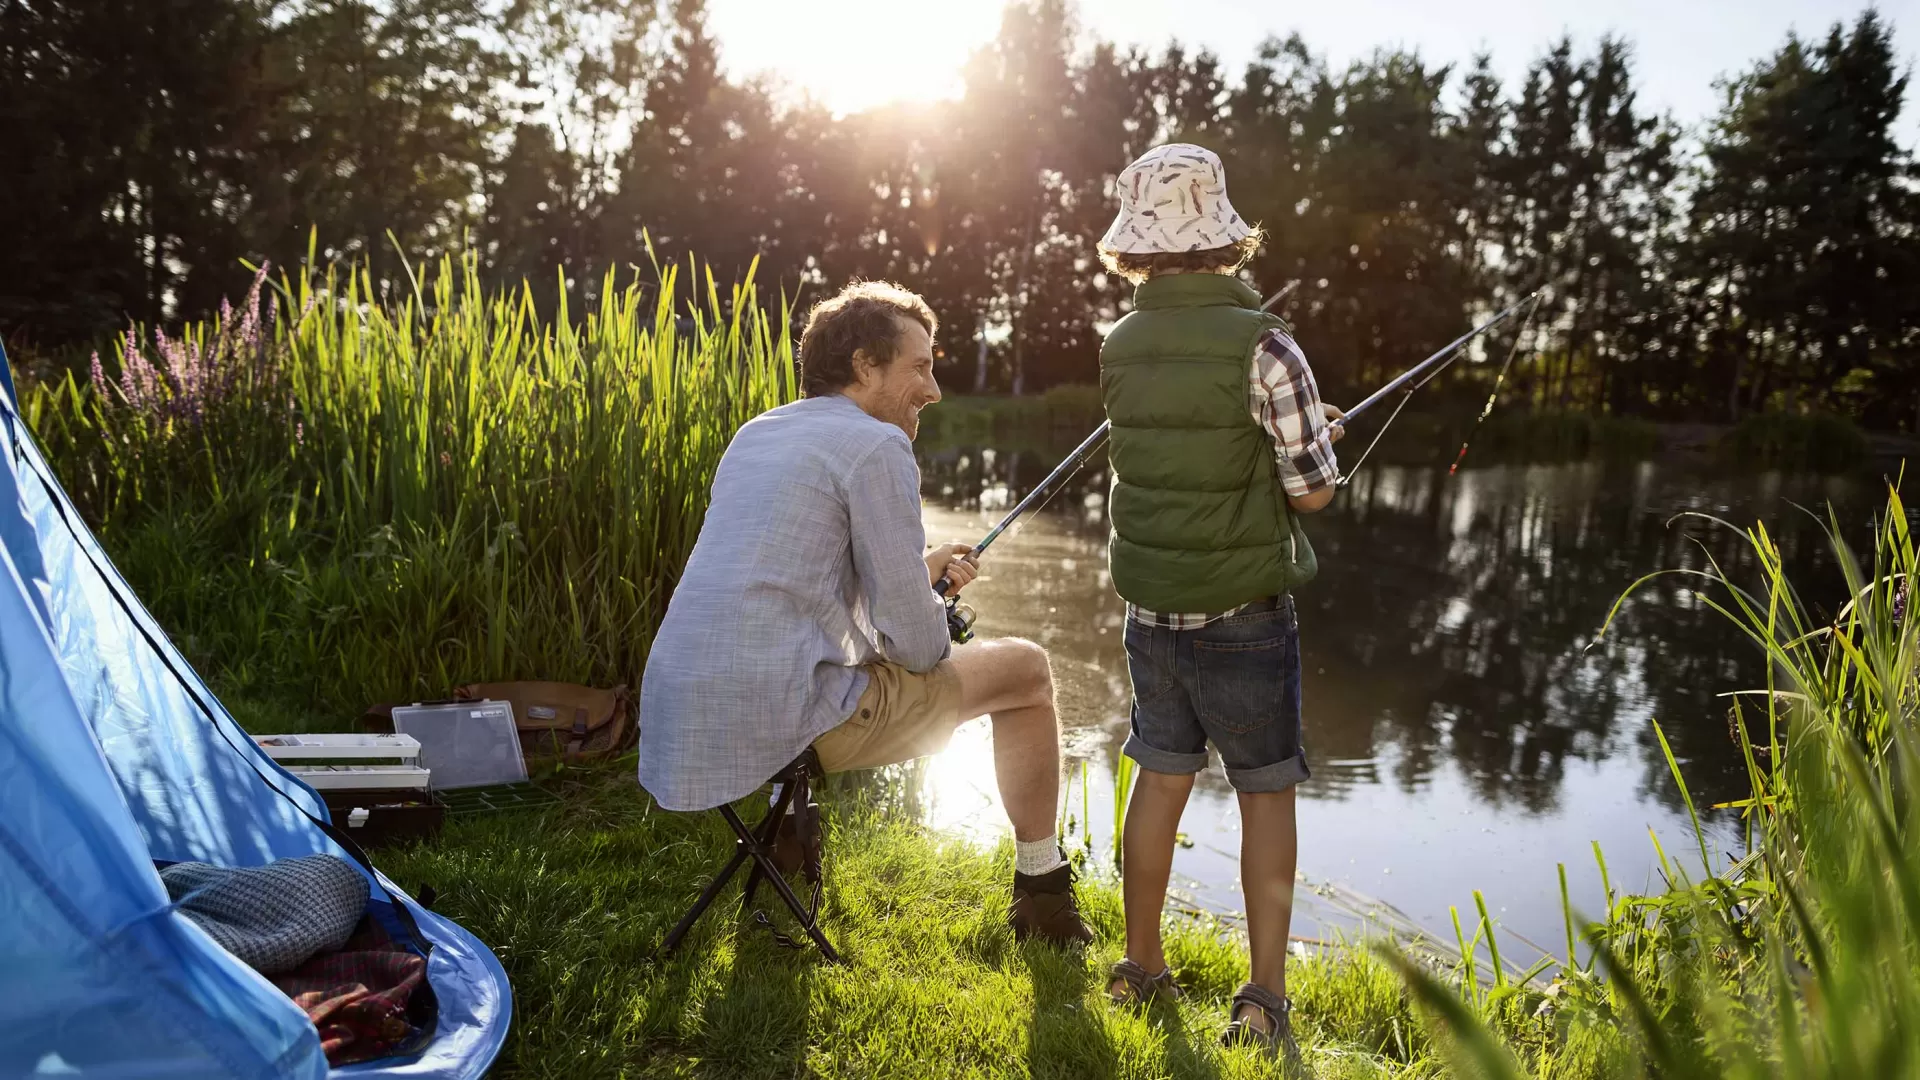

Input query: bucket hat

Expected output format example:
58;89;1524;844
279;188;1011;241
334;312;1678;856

1100;143;1254;255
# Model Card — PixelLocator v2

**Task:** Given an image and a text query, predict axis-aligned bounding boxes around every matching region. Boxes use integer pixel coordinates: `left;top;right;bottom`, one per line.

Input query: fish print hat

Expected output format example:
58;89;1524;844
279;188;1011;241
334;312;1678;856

1099;142;1254;254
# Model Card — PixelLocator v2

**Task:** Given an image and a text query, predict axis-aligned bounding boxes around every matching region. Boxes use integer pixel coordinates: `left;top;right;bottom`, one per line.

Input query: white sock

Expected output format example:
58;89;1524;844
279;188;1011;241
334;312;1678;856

1015;836;1066;876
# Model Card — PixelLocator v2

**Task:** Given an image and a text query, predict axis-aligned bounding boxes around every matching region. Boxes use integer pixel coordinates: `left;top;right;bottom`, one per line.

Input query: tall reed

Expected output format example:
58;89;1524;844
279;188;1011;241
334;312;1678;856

27;246;796;713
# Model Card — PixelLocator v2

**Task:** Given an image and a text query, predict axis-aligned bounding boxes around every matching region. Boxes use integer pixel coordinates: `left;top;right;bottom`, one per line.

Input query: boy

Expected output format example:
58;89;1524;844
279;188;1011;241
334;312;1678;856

1094;143;1343;1063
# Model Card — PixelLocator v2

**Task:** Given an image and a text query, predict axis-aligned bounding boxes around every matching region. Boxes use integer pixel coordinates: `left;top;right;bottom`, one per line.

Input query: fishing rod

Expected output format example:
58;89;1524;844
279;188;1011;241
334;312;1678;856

1260;279;1300;312
1331;289;1543;430
935;420;1110;642
1329;289;1545;484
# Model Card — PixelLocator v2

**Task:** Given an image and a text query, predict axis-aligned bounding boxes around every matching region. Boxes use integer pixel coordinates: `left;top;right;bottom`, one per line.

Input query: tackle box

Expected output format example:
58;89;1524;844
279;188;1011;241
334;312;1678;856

390;699;528;790
253;733;444;848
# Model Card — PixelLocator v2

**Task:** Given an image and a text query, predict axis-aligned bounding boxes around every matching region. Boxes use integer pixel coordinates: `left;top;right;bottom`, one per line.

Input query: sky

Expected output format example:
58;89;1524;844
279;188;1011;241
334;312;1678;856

705;0;1920;142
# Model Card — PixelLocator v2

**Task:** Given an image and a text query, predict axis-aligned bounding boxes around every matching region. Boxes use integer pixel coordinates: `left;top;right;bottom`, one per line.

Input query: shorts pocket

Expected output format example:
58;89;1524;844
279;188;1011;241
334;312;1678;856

1124;623;1178;705
1192;636;1290;735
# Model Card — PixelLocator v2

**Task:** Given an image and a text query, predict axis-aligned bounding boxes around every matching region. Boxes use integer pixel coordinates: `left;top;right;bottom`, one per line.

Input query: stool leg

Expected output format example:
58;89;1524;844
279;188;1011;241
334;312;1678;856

721;804;843;965
740;777;799;912
659;845;752;956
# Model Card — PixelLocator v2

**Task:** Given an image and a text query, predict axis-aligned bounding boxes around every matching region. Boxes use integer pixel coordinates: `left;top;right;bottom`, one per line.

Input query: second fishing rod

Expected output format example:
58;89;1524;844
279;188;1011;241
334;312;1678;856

934;286;1542;642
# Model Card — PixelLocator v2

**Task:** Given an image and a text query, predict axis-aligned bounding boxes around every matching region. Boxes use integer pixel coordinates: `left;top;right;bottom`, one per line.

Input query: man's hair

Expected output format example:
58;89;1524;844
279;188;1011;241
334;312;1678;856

798;281;938;397
1098;225;1267;285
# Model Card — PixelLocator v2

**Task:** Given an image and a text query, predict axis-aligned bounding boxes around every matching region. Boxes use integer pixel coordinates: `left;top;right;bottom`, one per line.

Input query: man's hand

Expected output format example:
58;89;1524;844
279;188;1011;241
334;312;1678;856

1322;402;1347;443
926;542;978;593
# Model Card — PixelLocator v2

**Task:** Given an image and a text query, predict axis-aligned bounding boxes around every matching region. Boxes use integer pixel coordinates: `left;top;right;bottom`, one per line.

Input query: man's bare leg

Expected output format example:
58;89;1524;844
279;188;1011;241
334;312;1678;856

1237;787;1299;1031
946;636;1091;946
1117;768;1194;980
947;637;1058;842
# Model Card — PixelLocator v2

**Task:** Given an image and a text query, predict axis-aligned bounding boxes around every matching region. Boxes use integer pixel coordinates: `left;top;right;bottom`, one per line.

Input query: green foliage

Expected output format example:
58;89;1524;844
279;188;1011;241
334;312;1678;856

1686;11;1920;429
1718;412;1871;472
10;4;1920;431
1459;410;1660;465
27;247;794;712
1391;484;1920;1076
916;385;1107;444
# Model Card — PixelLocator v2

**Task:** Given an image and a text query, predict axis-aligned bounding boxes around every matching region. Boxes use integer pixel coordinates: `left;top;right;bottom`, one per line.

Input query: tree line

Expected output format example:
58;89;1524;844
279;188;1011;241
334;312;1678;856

3;0;1916;428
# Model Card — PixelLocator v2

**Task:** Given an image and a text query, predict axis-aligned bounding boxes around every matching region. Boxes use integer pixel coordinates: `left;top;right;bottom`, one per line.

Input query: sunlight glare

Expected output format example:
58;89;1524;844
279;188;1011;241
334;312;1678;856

918;717;1006;839
707;1;1005;116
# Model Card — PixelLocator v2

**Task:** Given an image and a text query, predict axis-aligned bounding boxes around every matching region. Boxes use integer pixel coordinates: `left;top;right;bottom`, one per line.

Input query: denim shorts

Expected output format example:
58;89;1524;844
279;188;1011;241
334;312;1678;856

1120;595;1309;792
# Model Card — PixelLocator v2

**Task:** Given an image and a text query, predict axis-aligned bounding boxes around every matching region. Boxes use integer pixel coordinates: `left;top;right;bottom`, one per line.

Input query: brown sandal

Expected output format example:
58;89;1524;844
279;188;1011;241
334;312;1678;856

1222;981;1302;1068
1106;958;1182;1006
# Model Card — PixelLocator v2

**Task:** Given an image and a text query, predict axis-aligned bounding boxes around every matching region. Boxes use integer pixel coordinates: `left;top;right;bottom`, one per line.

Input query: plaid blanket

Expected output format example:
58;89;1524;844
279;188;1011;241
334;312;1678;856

271;918;428;1066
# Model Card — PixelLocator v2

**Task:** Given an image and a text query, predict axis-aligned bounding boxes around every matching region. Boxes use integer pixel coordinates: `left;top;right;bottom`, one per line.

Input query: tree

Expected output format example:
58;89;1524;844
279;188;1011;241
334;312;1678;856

0;0;269;339
1687;11;1919;422
483;0;662;301
238;0;503;285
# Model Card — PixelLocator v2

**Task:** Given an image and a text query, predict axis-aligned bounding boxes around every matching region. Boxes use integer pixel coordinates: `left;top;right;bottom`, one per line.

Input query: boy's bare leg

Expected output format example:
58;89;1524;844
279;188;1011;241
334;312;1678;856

1237;787;1300;1030
948;638;1059;842
1119;768;1194;976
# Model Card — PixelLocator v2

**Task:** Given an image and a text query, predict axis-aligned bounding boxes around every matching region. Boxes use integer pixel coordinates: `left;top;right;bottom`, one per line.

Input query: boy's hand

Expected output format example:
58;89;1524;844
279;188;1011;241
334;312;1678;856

1321;402;1347;442
927;542;978;593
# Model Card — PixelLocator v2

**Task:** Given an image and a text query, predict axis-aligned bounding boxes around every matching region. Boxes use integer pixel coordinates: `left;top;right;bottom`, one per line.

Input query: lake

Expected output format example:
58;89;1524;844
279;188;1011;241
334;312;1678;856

908;443;1903;970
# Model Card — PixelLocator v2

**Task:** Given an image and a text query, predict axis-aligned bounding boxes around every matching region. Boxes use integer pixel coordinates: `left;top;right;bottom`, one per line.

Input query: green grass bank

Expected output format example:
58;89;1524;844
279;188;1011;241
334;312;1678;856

23;254;1918;1077
231;691;1607;1079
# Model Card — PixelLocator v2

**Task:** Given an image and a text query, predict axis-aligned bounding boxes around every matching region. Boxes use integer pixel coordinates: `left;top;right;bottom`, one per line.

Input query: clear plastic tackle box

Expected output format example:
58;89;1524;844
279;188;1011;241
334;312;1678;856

390;699;527;790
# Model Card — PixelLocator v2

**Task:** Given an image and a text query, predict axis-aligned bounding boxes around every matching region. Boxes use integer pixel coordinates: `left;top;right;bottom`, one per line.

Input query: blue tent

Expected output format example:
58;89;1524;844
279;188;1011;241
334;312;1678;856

0;349;511;1079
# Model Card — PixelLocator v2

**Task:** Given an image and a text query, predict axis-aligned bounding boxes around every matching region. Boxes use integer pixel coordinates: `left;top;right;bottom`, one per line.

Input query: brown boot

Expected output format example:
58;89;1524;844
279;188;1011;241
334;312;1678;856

1008;861;1094;946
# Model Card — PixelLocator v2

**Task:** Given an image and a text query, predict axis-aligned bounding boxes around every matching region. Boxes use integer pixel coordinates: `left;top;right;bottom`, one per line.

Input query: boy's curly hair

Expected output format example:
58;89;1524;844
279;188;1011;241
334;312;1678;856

1098;225;1266;285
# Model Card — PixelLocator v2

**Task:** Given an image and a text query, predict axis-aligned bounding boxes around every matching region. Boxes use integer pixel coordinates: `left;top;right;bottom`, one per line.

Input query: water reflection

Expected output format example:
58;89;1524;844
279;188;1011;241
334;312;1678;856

914;444;1902;961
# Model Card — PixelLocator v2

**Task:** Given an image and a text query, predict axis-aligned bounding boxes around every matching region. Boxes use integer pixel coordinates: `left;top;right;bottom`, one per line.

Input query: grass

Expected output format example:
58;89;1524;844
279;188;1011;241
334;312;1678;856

916;385;1107;445
228;695;1514;1078
338;750;1550;1080
1717;411;1871;472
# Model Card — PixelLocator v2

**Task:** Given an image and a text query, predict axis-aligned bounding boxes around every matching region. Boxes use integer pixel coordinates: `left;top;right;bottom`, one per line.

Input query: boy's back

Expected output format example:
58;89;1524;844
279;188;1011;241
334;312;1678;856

1091;142;1344;1066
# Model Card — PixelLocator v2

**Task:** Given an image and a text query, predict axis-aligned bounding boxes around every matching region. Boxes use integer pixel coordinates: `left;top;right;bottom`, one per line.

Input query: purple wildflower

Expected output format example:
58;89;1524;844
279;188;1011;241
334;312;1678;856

94;260;285;436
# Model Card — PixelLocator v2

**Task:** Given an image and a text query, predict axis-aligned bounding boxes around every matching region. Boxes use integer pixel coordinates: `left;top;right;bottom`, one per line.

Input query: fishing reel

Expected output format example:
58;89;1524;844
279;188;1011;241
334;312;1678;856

945;595;977;644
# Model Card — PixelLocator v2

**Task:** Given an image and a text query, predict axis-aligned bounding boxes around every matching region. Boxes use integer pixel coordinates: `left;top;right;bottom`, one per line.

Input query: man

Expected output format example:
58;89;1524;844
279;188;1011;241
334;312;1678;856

639;280;1093;946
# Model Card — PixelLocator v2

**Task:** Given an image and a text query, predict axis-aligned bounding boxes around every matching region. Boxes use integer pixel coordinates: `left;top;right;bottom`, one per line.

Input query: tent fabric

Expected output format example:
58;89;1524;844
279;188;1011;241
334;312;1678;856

0;348;510;1079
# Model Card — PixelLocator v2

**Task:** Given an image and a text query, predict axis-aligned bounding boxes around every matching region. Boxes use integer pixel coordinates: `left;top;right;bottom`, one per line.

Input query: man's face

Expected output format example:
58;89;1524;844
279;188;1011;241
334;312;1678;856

855;317;941;440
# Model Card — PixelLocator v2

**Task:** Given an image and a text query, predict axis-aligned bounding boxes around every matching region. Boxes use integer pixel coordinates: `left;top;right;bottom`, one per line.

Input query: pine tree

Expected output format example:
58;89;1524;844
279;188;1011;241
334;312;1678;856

1688;11;1917;421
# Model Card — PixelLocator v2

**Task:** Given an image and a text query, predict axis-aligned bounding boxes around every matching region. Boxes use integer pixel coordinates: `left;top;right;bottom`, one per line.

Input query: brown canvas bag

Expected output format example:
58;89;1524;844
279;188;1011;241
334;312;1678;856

453;681;634;765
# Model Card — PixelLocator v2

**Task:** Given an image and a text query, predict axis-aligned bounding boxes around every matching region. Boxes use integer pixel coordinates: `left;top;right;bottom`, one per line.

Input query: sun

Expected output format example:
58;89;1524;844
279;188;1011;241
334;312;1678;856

706;0;1007;116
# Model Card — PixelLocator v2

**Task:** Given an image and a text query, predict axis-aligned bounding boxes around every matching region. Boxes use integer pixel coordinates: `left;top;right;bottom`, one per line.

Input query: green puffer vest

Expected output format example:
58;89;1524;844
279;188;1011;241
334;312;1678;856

1098;273;1317;613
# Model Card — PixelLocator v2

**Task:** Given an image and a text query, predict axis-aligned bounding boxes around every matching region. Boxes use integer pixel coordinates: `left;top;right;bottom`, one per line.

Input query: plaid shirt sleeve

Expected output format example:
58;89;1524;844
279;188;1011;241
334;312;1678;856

1248;328;1340;497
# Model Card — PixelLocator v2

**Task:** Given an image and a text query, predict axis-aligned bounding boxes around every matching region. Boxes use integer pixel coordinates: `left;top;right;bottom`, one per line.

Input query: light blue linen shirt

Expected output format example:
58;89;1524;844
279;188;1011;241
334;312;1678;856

638;394;951;810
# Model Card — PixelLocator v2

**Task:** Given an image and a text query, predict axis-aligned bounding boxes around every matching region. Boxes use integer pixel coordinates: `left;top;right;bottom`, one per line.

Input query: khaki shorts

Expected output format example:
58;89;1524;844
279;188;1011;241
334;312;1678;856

813;660;965;773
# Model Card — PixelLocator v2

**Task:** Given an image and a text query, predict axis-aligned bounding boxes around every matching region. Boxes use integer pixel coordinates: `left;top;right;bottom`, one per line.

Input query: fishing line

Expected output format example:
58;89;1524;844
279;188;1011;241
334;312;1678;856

1447;292;1543;475
1334;289;1545;485
1335;390;1412;486
1334;339;1477;486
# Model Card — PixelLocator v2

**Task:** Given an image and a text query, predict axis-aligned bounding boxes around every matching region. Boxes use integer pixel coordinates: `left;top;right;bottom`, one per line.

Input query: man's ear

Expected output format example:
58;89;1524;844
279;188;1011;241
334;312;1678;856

849;347;878;387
